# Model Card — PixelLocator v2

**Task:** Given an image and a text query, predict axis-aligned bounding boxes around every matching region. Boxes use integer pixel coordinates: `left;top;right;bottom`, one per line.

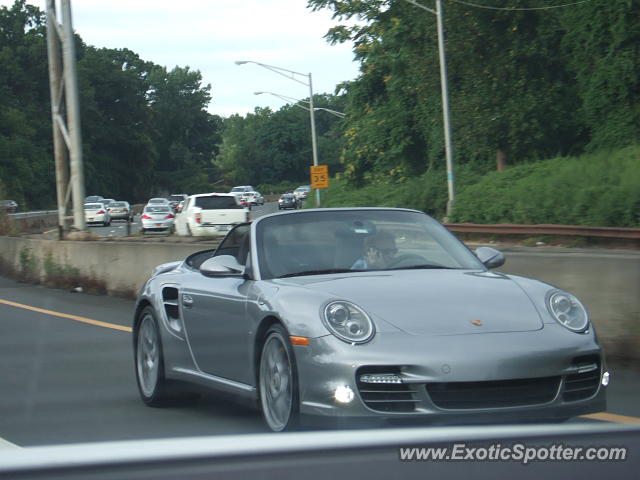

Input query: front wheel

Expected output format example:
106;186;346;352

259;324;299;432
134;307;172;406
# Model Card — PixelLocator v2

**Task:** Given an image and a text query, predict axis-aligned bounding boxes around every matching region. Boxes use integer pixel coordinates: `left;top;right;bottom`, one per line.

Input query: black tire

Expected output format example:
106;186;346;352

258;324;300;432
134;306;198;407
134;307;175;406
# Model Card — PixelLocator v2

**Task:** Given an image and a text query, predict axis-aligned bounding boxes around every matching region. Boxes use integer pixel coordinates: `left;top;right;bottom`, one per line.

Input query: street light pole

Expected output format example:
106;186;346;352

405;0;455;218
236;60;322;207
306;74;321;208
255;92;346;118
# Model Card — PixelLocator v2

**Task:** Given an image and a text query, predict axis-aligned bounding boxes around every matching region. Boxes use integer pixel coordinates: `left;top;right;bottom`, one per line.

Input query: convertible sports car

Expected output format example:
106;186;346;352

133;208;607;431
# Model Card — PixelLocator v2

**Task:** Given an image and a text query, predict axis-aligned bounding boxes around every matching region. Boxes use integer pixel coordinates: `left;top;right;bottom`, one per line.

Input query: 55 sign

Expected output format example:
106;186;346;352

310;165;329;189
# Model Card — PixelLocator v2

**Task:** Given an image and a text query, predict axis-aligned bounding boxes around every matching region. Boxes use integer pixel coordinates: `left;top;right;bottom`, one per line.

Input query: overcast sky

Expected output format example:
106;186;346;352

2;0;361;117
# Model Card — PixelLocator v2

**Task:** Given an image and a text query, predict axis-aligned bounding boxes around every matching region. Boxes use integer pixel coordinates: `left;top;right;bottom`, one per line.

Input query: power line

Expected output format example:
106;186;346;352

448;0;597;11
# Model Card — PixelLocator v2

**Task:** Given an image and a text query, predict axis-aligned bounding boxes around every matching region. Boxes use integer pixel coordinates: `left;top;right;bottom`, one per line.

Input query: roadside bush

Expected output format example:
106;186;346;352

315;146;639;227
257;181;305;195
451;147;640;227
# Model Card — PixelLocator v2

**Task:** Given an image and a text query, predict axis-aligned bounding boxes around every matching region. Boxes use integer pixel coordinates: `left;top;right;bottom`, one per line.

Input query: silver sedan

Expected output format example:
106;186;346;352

140;205;175;233
133;208;607;431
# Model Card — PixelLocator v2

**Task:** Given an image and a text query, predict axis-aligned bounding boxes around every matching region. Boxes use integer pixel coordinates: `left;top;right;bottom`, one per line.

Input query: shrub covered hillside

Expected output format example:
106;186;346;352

451;147;640;227
318;147;639;228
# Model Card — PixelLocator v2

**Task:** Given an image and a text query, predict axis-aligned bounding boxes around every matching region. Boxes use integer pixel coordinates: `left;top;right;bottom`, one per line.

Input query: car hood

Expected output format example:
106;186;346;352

275;270;543;336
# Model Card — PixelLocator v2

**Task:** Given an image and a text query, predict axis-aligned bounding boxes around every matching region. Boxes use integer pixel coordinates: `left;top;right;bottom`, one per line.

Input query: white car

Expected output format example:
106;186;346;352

241;191;264;206
229;185;255;197
146;198;171;207
140;205;175;234
84;203;111;226
175;193;250;237
293;185;311;202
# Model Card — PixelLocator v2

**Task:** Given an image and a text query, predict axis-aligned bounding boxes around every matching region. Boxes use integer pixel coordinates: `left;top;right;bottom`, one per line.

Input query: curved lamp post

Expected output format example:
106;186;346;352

236;61;321;206
254;91;345;118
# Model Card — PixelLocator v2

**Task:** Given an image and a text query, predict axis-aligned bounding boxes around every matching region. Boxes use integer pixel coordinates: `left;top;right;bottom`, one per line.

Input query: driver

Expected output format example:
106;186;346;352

351;230;398;270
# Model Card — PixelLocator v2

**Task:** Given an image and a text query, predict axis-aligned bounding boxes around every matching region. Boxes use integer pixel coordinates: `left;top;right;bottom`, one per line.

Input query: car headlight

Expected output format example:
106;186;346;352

322;301;375;344
547;291;589;332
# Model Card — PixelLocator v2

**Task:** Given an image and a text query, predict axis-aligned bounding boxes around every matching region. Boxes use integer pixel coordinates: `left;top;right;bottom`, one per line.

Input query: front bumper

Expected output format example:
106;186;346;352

295;325;606;425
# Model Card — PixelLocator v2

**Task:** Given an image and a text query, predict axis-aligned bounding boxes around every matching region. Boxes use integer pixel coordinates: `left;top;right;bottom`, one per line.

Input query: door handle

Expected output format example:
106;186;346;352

182;294;194;308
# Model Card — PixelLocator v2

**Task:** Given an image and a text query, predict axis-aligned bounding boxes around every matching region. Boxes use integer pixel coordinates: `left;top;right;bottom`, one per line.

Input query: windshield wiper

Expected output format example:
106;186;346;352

277;268;355;278
385;264;456;271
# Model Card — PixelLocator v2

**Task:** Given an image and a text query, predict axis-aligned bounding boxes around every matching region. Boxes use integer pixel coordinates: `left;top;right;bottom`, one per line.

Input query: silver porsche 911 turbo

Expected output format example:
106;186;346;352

133;208;607;431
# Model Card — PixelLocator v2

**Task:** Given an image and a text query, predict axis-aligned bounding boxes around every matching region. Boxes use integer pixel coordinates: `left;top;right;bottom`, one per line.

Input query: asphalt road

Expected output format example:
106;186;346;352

0;275;638;448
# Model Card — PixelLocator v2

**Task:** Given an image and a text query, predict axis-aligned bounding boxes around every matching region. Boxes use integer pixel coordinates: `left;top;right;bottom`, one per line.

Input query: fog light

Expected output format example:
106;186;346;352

601;371;610;387
334;385;355;404
359;374;402;384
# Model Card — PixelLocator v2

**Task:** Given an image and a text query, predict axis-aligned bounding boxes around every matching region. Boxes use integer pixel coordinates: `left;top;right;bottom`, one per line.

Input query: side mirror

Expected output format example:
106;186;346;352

200;255;244;277
475;246;505;269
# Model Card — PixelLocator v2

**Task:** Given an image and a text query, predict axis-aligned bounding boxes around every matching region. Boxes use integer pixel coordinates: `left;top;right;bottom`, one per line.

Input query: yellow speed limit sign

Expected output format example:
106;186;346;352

310;165;329;189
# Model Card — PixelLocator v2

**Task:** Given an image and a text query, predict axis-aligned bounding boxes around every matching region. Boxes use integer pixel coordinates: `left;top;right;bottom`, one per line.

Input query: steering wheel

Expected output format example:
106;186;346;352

388;253;431;268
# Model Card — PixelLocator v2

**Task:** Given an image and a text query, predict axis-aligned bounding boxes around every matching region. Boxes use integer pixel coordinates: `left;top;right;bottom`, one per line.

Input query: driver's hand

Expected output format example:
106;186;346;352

366;247;386;268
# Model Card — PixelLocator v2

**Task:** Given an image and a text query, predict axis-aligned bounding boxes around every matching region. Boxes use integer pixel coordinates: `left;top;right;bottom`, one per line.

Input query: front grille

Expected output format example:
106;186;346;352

563;355;601;402
356;368;418;412
426;376;561;409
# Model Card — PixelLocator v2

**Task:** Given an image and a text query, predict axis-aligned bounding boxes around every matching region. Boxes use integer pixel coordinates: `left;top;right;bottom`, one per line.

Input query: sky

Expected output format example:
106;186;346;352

2;0;361;117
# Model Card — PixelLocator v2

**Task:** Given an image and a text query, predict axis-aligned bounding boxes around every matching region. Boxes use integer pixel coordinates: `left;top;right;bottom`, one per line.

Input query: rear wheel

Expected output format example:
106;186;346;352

259;324;300;432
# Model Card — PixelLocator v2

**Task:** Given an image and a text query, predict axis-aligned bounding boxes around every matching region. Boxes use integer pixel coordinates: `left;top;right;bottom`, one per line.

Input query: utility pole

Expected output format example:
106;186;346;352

405;0;455;218
46;0;86;236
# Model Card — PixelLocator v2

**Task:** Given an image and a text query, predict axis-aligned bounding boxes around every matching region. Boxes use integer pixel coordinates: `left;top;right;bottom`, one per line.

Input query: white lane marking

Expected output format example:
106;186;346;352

0;437;20;448
109;230;116;233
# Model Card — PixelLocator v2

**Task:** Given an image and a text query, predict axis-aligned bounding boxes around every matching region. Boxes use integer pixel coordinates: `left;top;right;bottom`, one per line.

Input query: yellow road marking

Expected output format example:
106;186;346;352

0;298;132;332
1;299;640;425
580;412;640;424
43;228;57;235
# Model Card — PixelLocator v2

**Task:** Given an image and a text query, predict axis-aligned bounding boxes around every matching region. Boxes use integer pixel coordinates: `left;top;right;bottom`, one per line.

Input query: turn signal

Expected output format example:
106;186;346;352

289;336;310;346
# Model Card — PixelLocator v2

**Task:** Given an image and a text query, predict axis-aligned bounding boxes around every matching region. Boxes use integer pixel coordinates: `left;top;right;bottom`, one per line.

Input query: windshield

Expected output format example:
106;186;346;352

111;202;126;207
168;195;184;201
257;210;484;279
84;203;103;210
145;206;171;213
195;195;241;209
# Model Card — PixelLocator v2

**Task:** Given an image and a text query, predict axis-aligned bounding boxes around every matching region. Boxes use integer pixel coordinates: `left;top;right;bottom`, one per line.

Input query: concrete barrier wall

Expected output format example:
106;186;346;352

1;236;638;360
0;236;209;297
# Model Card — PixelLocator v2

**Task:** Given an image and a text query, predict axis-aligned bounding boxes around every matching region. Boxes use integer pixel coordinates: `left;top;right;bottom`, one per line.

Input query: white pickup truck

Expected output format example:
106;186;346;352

174;193;250;236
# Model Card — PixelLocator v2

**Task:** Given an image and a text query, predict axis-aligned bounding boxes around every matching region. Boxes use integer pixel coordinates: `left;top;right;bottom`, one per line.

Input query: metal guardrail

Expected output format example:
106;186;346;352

8;210;58;219
444;223;640;240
